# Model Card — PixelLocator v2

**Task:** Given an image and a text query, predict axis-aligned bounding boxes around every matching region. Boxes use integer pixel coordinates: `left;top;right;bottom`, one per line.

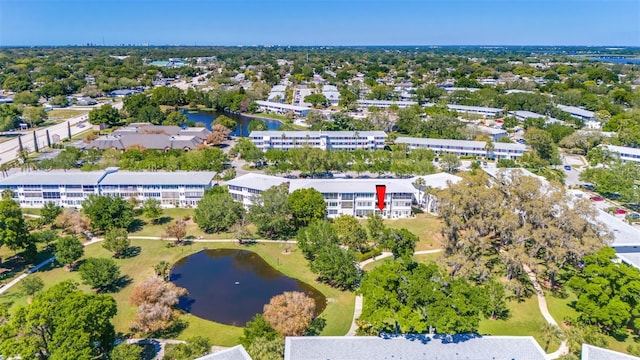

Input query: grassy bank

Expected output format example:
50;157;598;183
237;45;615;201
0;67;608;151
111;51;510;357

0;239;354;346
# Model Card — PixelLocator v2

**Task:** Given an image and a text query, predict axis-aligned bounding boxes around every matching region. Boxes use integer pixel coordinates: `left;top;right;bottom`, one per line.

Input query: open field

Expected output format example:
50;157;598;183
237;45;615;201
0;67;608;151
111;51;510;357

0;239;354;345
384;213;443;250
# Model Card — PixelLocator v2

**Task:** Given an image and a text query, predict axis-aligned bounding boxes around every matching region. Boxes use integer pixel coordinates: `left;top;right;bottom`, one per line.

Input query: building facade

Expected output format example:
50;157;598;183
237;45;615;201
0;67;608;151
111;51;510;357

0;168;216;208
249;131;387;151
601;144;640;164
255;100;311;117
395;137;527;160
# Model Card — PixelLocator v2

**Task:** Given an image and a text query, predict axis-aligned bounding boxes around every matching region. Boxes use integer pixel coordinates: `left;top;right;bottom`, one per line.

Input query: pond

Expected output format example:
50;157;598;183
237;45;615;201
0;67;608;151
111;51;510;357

181;110;281;137
169;249;326;327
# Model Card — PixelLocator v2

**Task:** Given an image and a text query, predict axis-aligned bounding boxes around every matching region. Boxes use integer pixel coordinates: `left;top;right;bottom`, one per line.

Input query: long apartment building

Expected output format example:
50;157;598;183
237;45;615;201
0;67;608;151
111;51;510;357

254;100;311;117
0;168;216;208
249;131;387;151
226;173;461;219
601;144;640;164
395;137;527;160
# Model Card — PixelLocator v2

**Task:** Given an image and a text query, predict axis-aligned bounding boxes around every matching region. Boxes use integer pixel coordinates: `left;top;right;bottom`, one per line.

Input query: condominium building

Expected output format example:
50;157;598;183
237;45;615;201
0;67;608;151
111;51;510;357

556;104;595;121
322;85;341;106
395;137;527;160
255;100;311;117
249;131;387;151
601;144;640;164
508;110;565;125
0;168;216;208
446;104;503;117
226;173;462;219
357;99;418;109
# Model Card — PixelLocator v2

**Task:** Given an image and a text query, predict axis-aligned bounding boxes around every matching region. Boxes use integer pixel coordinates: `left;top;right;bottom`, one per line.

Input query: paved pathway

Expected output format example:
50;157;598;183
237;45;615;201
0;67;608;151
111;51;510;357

522;264;569;359
346;295;363;336
127;338;186;360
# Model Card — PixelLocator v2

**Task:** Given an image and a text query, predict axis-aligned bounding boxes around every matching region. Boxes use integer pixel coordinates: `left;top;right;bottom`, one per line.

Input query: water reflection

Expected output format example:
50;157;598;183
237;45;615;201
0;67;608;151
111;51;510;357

181;110;281;137
170;249;326;327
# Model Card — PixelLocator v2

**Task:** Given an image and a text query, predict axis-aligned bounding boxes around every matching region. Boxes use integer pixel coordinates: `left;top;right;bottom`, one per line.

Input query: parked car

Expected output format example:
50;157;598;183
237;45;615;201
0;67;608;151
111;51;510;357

627;203;640;212
628;213;640;220
615;208;628;215
581;184;596;191
563;165;572;171
283;174;297;179
590;196;604;202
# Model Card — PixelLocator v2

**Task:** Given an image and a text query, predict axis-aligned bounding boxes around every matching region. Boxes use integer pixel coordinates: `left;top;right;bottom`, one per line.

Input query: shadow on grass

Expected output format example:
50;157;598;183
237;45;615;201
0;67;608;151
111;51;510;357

0;247;56;283
149;319;189;339
120;246;141;259
154;216;173;226
128;219;146;233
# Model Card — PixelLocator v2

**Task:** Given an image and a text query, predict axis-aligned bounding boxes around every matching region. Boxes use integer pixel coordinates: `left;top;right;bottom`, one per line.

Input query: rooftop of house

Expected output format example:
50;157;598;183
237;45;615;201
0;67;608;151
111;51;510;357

196;345;252;360
249;131;387;138
582;344;640;360
99;171;216;186
284;335;547;360
557;104;595;118
411;173;463;190
226;173;288;192
0;170;107;186
288;178;417;194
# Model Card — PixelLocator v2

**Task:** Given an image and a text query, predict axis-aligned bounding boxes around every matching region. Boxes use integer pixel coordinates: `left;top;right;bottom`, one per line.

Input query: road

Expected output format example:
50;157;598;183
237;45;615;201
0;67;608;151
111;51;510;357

0;101;123;166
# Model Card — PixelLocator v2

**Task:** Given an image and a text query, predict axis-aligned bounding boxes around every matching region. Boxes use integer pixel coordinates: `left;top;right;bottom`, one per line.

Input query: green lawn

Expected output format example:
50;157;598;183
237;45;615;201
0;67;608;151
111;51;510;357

0;239;354;346
479;296;561;353
384;213;443;251
47;109;89;120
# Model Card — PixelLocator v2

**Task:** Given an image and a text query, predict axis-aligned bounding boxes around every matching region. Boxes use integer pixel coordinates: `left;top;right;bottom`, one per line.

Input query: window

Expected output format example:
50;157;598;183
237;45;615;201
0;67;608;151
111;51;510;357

341;201;353;209
66;193;84;198
328;201;339;207
43;192;61;199
341;193;354;200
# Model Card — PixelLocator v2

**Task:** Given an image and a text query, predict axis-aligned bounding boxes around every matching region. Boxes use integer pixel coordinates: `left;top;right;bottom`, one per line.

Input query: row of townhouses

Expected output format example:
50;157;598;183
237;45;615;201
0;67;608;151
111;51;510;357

601;144;640;164
249;131;388;151
226;172;461;219
0;168;216;208
395;137;527;160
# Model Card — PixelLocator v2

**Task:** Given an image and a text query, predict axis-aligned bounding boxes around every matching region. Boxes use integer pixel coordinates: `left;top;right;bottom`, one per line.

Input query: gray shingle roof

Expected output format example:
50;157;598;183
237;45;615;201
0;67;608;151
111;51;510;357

99;171;215;185
0;170;107;186
195;345;252;360
582;344;640;360
284;335;547;360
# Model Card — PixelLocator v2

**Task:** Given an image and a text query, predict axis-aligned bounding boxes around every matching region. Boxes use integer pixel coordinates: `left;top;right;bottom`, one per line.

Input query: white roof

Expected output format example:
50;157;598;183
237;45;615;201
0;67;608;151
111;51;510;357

270;85;287;92
289;178;417;194
255;100;311;112
582;344;640;360
604;144;640;157
557;104;595;118
411;173;463;190
250;131;387;138
100;171;215;185
447;104;502;113
284;335;546;360
357;99;418;105
509;110;563;124
470;125;508;135
395;137;527;151
226;173;288;191
0;170;107;186
195;345;252;360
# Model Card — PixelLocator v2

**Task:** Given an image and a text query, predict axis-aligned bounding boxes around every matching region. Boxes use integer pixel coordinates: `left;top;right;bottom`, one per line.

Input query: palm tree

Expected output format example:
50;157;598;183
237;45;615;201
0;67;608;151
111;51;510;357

540;323;564;352
484;139;495;159
18;148;35;172
153;261;171;281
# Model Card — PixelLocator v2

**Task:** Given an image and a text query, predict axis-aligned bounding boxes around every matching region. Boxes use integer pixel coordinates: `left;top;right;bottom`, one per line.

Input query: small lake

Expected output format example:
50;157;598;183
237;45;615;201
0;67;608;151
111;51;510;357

169;249;326;327
589;57;640;65
181;110;281;137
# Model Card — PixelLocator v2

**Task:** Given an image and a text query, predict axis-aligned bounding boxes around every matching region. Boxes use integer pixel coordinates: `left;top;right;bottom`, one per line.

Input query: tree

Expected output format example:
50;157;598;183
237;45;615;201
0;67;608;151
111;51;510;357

288;188;326;228
13;91;39;106
110;343;143;360
154;260;171;280
83;194;134;232
296;220;339;260
240;314;280;348
79;257;121;292
0;192;31;254
142;198;163;224
524;128;558;163
310;245;360;290
381;228;418;260
55;236;84;269
207;124;231;145
366;212;386;245
88;104;121;127
540;323;564;352
332;215;367;251
263;291;315;336
231;137;264;165
248;119;267;132
130;275;187;335
213;114;237;131
163;336;211;360
103;228;130;258
304;93;328;108
22;106;47;127
194;187;244;233
40;201;62;225
50;95;69;107
359;260;486;335
247;337;285;360
248;184;294;239
0;281;117;359
165;219;187;244
483;278;509;320
439;152;461;173
20;275;44;297
164;111;188;126
55;208;90;236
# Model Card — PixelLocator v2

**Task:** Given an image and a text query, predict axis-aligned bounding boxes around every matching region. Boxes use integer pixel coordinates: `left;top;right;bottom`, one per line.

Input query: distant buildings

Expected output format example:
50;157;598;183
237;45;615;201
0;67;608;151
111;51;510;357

0;167;216;208
109;89;141;97
356;99;418;108
249;131;387;152
254;100;311;117
443;104;503;117
395;137;527;160
227;173;462;219
508;110;565;125
600;144;640;164
468;124;509;141
150;60;186;68
321;85;340;106
86;123;211;151
267;85;287;102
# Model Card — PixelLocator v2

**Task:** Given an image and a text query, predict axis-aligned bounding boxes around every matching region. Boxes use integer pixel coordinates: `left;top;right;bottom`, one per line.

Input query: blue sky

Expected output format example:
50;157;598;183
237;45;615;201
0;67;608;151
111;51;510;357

1;0;638;46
